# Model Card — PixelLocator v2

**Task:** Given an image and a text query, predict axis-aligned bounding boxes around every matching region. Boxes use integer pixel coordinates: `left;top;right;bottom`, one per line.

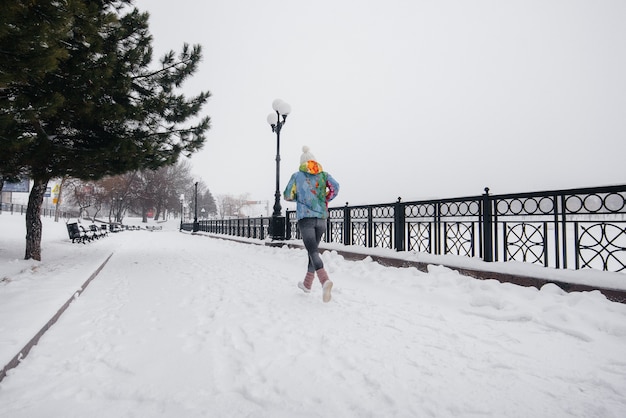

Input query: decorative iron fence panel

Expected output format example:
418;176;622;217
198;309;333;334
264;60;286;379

490;187;626;271
575;221;626;272
328;207;345;244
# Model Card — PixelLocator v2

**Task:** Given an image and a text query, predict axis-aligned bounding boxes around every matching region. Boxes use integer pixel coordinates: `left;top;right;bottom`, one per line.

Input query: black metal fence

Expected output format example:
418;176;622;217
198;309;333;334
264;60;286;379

0;203;78;219
188;185;626;274
192;217;273;240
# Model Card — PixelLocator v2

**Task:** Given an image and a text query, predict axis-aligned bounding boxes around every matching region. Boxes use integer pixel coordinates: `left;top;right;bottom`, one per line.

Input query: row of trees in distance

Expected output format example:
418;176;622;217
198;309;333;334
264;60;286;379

60;160;217;223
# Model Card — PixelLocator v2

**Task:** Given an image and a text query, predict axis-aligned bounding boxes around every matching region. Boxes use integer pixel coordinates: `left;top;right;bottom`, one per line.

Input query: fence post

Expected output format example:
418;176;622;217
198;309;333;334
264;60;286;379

285;210;292;240
325;217;331;243
367;207;373;247
343;202;351;245
394;197;405;251
482;187;494;262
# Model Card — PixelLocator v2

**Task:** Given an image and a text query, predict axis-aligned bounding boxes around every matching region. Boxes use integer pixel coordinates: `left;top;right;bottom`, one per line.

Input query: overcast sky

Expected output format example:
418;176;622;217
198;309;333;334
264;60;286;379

134;0;626;207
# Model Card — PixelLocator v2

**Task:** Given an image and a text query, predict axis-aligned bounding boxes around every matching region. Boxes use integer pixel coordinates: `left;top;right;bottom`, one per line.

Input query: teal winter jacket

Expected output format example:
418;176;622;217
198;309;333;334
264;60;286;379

283;160;339;220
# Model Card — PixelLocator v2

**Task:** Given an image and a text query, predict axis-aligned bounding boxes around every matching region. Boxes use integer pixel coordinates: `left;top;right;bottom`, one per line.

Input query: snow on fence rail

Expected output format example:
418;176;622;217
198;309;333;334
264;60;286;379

189;185;626;275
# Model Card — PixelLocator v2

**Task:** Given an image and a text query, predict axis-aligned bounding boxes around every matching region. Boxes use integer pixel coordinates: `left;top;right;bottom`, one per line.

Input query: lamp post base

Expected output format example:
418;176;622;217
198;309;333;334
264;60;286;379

270;215;285;240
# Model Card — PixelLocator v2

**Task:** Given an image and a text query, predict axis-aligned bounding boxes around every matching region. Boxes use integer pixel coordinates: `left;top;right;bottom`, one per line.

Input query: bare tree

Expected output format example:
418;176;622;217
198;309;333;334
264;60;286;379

99;173;139;224
217;193;250;219
65;179;95;219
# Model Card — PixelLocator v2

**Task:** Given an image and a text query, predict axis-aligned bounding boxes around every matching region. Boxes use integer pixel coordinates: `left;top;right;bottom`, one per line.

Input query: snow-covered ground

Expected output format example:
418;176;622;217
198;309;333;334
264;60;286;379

1;213;626;417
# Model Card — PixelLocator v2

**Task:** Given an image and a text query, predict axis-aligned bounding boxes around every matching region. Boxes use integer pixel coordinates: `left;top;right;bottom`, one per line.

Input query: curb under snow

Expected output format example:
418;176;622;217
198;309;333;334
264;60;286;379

0;253;114;383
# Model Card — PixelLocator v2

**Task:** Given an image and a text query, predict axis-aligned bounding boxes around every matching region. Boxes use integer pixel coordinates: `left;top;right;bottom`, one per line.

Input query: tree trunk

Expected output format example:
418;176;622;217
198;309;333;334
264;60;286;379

25;178;48;261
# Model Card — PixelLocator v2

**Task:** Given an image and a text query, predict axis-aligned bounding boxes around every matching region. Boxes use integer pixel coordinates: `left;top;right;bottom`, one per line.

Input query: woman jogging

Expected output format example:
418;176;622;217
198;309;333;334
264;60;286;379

284;146;340;302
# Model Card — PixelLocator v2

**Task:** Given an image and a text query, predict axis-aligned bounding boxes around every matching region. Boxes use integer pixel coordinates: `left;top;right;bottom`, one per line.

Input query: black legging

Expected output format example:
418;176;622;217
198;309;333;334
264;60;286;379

298;217;326;273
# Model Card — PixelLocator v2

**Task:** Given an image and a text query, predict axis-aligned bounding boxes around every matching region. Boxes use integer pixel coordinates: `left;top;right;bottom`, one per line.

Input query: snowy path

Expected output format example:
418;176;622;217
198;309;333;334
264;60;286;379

1;227;626;417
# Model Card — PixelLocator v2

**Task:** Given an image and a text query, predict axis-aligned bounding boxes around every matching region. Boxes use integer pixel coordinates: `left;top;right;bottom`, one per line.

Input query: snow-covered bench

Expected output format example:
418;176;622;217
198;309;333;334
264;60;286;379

88;224;108;239
66;223;91;244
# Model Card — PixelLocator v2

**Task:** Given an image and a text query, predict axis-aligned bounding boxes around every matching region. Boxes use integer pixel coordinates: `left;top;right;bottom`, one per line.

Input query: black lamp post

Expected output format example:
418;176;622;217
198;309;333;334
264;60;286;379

193;181;199;232
267;99;291;240
179;194;184;230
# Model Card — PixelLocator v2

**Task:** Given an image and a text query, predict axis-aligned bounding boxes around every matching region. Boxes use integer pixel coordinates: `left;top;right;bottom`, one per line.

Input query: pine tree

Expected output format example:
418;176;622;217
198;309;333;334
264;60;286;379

0;1;211;260
0;1;75;192
201;189;218;217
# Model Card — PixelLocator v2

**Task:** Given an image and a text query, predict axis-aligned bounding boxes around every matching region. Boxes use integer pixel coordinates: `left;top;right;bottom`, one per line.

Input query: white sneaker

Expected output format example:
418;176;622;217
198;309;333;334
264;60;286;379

298;282;311;293
322;281;333;303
